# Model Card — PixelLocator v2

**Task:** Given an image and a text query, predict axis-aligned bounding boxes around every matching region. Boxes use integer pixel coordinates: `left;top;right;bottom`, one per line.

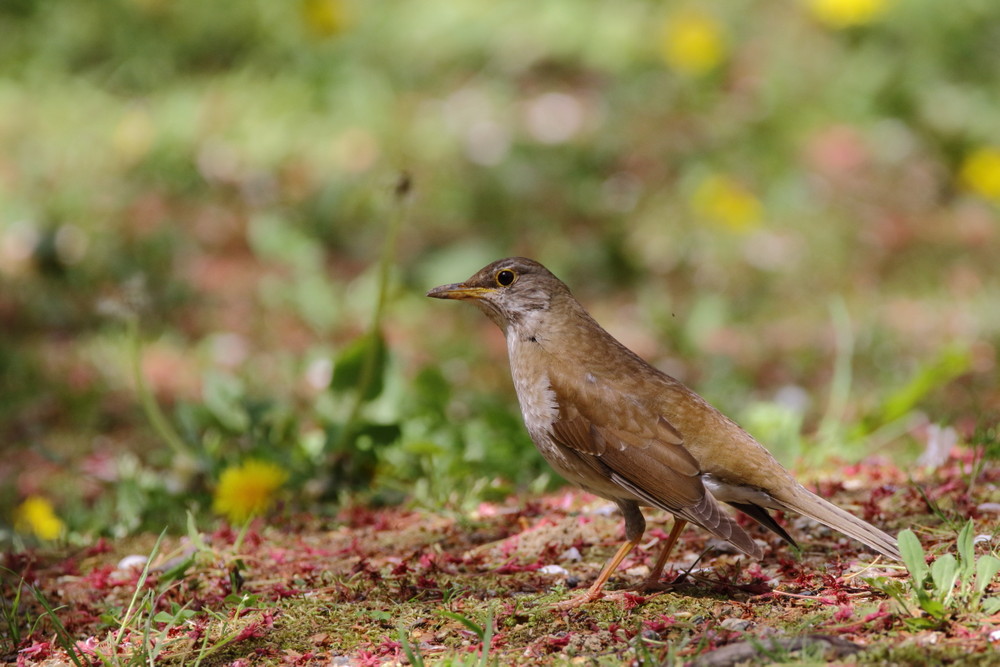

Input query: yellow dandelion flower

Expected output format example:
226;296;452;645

959;147;1000;201
301;0;351;37
112;107;156;166
691;174;763;232
14;496;65;540
808;0;891;28
659;8;727;75
213;460;289;523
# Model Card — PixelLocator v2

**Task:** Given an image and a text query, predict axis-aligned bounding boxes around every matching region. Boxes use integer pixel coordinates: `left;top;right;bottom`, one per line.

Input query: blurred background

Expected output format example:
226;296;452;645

2;0;998;545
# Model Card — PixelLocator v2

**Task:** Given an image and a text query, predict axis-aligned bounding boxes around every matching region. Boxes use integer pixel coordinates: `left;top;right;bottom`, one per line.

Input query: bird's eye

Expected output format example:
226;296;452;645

495;269;517;287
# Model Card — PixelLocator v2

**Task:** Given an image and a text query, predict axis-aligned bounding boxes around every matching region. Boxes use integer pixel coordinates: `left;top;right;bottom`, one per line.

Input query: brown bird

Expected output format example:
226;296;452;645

427;257;900;608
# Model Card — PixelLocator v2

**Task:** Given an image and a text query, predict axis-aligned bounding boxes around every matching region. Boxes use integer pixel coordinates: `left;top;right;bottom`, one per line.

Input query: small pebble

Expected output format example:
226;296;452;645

639;629;661;642
720;618;752;632
560;546;582;561
540;564;569;575
117;555;147;570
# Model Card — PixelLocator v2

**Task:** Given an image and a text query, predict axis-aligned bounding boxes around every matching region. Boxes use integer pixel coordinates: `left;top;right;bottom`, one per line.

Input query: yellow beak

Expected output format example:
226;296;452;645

426;283;494;300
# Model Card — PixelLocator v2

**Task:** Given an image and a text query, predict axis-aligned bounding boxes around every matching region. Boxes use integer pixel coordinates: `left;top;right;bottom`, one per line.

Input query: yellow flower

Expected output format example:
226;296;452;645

301;0;351;37
213;460;289;523
14;496;65;540
808;0;891;28
659;8;727;75
691;174;763;232
959;147;1000;201
112;107;156;166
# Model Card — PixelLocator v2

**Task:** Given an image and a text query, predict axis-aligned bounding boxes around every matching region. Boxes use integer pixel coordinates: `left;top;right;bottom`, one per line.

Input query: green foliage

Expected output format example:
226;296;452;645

2;0;999;554
331;331;388;402
402;606;497;667
870;521;1000;629
868;345;972;430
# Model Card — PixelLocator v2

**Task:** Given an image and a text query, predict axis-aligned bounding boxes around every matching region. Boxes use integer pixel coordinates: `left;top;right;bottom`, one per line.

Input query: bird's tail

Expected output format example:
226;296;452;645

779;486;901;561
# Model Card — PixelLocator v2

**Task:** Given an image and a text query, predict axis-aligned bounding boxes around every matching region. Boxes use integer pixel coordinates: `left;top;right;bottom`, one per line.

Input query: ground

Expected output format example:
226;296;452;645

4;453;998;666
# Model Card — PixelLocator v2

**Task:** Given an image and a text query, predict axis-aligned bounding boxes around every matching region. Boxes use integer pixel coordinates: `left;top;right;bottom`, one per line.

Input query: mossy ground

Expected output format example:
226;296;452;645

5;455;998;665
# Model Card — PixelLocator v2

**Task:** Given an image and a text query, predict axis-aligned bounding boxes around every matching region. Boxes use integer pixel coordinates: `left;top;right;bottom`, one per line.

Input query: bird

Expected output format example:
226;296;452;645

427;257;901;608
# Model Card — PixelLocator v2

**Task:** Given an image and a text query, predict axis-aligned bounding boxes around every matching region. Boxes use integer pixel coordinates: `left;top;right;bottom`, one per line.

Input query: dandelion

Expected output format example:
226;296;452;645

14;496;64;540
959;147;1000;201
808;0;891;28
659;8;727;75
301;0;351;37
213;460;289;523
112;107;155;166
691;173;763;232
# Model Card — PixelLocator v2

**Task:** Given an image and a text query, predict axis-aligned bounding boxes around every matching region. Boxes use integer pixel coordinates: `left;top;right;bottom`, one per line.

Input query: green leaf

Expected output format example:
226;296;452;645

983;598;1000;615
202;371;250;432
152;607;196;624
398;623;425;667
877;345;970;423
186;509;209;552
356;422;402;447
330;331;388;401
247;213;322;268
916;596;947;620
956;520;975;584
898;529;928;584
976;555;1000;594
929;554;959;605
159;555;195;584
438;610;485;640
902;616;940;631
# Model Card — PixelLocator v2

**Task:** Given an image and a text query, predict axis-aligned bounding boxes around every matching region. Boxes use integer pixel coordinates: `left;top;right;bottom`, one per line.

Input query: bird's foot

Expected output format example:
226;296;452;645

633;571;686;593
550;588;606;610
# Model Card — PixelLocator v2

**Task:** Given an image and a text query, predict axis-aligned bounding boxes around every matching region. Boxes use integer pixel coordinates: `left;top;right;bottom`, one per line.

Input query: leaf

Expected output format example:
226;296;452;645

186;509;209;552
398;623;425;667
929;554;959;606
984;598;1000;615
916;596;948;620
438;610;485;640
975;555;1000;594
877;345;970;424
902;616;940;631
898;529;928;585
247;213;322;268
956;520;975;585
159;555;194;584
202;371;250;432
356;422;402;447
330;331;388;401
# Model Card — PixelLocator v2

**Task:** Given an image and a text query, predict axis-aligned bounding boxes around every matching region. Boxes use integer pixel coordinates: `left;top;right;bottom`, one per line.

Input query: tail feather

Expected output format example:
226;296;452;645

780;486;900;560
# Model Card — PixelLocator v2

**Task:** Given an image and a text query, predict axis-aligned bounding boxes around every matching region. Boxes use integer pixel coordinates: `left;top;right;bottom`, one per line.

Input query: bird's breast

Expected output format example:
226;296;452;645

507;335;560;438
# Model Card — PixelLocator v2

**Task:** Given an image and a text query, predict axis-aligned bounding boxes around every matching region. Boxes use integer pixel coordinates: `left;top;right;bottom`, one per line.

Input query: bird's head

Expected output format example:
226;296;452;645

426;257;570;333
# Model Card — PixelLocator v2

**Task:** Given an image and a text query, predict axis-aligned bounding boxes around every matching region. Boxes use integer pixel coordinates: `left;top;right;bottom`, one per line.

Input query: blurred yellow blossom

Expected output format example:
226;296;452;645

213;460;289;523
659;8;727;75
14;496;64;540
112;107;156;165
302;0;351;37
808;0;891;28
959;147;1000;201
691;174;763;231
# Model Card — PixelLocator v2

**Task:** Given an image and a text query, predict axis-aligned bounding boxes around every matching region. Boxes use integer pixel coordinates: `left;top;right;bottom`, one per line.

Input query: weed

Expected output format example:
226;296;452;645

869;520;1000;629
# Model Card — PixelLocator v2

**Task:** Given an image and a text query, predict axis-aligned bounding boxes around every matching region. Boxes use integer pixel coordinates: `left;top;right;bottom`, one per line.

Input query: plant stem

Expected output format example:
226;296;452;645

335;173;411;450
128;316;197;462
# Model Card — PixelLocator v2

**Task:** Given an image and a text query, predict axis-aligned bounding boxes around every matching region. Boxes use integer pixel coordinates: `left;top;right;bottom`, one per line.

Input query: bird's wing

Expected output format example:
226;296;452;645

548;376;762;558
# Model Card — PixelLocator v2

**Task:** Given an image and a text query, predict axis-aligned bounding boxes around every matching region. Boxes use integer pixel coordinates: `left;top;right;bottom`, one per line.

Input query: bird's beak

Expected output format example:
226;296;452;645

426;282;493;300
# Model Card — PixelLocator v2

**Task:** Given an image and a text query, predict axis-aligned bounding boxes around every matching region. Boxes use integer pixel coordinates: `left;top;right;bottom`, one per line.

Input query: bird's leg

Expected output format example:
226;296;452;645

552;501;644;610
639;518;688;591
